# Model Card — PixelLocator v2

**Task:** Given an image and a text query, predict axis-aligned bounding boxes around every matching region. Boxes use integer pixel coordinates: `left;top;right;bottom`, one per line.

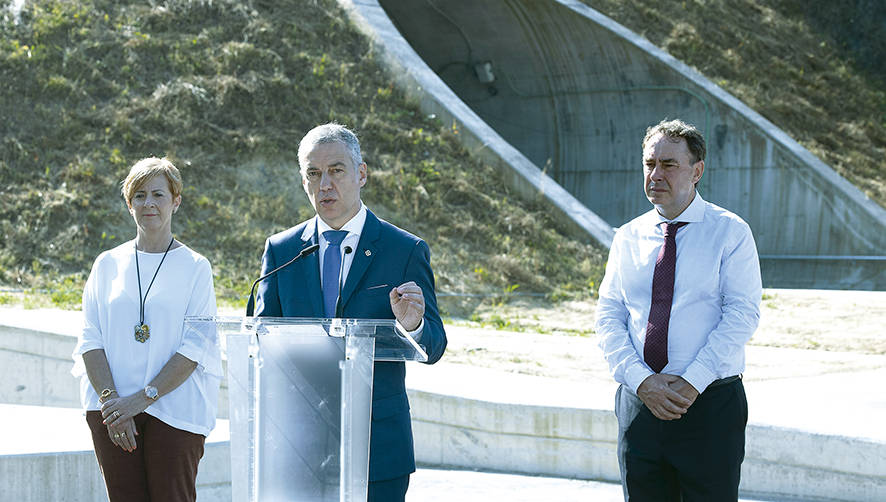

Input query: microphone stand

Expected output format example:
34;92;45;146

245;244;320;316
334;246;353;318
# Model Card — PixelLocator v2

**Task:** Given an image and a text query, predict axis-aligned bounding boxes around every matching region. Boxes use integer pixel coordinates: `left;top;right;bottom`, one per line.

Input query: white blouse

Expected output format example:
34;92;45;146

72;240;221;436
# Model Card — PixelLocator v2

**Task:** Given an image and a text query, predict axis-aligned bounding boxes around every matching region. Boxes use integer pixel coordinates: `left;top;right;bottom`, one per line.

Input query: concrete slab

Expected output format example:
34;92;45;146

409;468;785;502
0;404;231;502
406;336;886;443
4;302;886;443
0;403;788;502
0;307;82;337
2;305;884;501
0;404;230;456
745;368;886;442
404;323;886;501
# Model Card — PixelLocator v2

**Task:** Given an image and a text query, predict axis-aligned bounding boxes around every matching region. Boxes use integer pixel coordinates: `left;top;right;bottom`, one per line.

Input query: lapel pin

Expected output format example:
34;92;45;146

365;249;372;257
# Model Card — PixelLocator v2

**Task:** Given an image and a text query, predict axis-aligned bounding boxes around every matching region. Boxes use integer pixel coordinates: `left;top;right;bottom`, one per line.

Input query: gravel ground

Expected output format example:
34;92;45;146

447;288;886;381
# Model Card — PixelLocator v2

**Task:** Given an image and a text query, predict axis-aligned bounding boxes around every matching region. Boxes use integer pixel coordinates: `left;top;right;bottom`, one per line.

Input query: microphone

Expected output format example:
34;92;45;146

334;246;353;318
246;244;320;316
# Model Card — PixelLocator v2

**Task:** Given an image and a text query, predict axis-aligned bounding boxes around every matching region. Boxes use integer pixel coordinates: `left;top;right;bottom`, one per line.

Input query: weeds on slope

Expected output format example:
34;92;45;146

0;0;605;313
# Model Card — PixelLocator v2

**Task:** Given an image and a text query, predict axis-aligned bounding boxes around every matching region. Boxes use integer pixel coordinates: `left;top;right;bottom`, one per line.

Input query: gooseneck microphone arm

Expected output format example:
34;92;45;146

334;246;353;318
246;244;320;317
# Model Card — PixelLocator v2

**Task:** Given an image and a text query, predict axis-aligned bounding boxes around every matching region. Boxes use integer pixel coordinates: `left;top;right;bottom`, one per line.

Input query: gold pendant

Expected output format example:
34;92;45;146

134;323;150;343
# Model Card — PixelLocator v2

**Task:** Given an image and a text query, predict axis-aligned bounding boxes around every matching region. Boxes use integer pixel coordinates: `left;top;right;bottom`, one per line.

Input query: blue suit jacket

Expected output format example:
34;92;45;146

255;209;447;481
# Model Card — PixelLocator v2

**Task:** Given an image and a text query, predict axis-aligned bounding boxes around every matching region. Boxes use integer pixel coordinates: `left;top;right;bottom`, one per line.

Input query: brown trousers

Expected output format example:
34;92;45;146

86;411;205;502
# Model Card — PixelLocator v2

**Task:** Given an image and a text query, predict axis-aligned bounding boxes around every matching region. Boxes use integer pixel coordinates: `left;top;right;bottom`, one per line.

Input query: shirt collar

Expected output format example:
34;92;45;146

646;191;706;226
315;202;367;238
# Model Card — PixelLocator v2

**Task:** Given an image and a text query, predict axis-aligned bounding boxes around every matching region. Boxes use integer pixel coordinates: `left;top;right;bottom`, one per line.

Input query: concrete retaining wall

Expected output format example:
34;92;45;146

410;390;617;480
0;324;80;408
0;451;106;501
336;0;614;248
408;389;886;502
0;321;232;501
341;0;886;289
0;324;229;417
743;427;886;502
4;322;885;501
0;436;231;502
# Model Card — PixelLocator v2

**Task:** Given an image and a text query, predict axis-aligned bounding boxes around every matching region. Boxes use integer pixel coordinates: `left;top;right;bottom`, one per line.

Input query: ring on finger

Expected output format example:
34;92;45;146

114;433;120;439
113;411;120;419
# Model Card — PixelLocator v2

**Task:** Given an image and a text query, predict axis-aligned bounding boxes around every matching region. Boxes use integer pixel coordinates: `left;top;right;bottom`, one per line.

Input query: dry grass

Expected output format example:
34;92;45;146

0;0;605;312
461;289;886;355
3;0;883;320
581;0;886;207
449;289;886;381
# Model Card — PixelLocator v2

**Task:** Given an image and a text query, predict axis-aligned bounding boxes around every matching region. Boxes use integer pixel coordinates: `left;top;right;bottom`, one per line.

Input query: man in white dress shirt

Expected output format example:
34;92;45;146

596;119;761;501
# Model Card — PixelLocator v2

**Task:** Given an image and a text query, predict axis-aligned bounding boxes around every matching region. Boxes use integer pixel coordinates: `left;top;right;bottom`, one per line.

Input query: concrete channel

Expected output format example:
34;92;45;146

1;309;884;501
337;0;886;290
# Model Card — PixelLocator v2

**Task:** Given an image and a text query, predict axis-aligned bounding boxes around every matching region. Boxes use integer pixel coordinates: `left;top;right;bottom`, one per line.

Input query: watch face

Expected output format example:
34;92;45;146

145;386;159;400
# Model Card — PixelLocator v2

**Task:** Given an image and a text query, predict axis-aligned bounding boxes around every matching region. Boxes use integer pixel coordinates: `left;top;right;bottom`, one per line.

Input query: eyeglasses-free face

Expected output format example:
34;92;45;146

128;174;181;237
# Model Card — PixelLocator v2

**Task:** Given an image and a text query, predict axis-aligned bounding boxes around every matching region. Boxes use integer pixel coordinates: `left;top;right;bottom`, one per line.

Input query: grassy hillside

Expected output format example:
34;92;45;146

583;0;886;207
0;0;605;312
3;0;884;313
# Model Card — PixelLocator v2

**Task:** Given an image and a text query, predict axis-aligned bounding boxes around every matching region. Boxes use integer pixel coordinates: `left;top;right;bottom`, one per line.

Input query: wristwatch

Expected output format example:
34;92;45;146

144;385;159;401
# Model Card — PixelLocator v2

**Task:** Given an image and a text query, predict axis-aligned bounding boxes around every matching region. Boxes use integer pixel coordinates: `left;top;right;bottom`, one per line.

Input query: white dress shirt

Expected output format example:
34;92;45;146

315;204;424;337
72;241;221;436
595;193;762;394
316;203;367;288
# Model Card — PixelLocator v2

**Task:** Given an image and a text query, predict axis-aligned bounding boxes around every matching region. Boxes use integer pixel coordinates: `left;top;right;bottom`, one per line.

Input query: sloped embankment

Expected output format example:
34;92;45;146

0;0;605;311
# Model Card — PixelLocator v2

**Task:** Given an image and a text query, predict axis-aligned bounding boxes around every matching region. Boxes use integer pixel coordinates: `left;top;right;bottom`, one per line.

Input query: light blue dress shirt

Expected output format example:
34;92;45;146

595;193;762;393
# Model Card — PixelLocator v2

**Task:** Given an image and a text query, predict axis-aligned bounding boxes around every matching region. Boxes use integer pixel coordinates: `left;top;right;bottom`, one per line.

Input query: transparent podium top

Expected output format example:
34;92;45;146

184;316;428;362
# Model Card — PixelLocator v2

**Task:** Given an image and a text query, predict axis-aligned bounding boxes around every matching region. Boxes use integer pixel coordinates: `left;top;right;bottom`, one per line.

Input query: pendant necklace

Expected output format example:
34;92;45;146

134;237;174;343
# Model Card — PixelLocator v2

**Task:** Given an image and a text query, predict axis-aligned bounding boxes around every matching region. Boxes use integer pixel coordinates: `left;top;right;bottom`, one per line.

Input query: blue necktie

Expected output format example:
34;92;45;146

322;230;348;317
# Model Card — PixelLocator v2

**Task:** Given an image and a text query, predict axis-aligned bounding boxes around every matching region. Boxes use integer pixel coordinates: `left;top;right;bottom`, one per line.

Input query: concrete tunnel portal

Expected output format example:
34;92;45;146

375;0;886;290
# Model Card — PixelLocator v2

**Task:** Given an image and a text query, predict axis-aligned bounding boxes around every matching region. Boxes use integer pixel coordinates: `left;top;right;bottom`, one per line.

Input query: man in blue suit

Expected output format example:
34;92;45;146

255;123;447;501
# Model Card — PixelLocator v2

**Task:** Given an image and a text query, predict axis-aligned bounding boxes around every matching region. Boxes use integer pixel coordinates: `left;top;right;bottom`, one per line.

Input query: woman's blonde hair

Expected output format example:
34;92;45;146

120;157;183;204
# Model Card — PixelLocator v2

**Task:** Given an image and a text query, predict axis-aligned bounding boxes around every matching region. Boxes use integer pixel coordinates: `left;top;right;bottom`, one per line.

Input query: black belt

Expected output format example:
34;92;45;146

707;375;741;389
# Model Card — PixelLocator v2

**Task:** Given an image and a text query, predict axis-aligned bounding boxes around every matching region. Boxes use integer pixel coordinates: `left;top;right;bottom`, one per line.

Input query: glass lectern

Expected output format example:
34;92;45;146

183;316;428;502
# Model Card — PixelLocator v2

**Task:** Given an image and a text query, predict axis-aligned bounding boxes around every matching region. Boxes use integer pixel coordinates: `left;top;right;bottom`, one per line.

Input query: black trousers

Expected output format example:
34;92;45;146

368;474;410;502
621;379;748;502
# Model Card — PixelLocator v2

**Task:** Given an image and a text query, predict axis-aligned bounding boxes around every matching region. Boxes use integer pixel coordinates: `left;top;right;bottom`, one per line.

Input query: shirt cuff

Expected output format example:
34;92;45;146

397;318;424;343
625;363;655;395
681;361;717;394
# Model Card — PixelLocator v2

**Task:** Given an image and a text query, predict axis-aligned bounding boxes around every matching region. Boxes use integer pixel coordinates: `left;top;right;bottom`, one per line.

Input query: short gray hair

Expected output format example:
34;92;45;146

297;123;363;171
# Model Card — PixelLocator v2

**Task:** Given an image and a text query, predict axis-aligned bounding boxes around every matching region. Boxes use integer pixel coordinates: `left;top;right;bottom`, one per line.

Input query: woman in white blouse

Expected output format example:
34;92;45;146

72;157;221;502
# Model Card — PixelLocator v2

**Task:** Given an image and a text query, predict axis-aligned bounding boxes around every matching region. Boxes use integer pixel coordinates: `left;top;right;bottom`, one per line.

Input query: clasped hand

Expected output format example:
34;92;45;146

637;374;699;421
389;281;424;332
100;394;150;452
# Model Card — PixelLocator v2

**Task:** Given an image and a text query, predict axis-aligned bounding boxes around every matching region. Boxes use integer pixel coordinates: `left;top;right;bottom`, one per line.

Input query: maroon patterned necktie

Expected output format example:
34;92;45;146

644;221;688;373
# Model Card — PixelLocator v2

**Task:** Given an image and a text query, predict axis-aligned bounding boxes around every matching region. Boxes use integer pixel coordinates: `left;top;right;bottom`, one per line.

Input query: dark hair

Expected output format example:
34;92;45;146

642;119;706;164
